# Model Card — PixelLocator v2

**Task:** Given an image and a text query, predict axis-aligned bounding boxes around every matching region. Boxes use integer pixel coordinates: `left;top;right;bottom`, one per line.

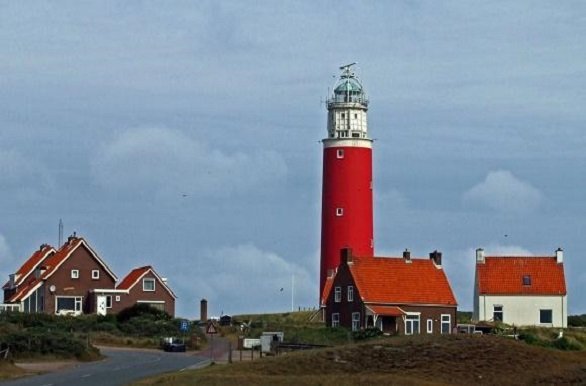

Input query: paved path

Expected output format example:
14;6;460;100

1;347;209;386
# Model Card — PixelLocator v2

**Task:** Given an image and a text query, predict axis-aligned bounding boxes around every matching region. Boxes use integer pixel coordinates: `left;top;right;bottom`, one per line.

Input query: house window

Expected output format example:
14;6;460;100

105;295;112;308
331;313;340;327
347;286;354;302
493;305;503;322
143;278;155;292
540;309;553;324
334;286;341;302
523;275;531;286
336;149;344;159
405;314;420;335
336;208;344;216
92;270;100;280
441;314;451;334
137;301;165;311
71;269;79;279
352;312;360;331
427;319;433;334
115;295;121;302
55;296;82;315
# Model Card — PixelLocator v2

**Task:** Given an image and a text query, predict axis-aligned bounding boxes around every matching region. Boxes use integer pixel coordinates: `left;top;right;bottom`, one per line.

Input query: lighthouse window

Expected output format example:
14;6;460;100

341;113;345;119
354;114;358;119
336;208;344;216
336;149;344;159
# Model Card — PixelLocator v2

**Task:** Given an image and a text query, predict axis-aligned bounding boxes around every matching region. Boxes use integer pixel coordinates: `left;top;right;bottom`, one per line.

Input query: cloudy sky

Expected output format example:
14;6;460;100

1;1;585;318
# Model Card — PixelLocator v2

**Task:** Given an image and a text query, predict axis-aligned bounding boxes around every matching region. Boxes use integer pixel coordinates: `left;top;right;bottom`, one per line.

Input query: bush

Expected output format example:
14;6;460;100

352;327;383;341
552;336;582;351
116;304;171;323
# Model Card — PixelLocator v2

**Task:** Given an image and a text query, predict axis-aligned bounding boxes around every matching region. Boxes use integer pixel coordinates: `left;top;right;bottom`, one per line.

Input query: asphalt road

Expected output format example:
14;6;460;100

1;347;209;386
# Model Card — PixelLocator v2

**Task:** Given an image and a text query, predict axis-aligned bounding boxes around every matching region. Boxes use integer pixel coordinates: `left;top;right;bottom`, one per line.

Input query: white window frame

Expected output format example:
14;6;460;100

405;313;420;335
92;270;100;280
347;285;354;302
334;286;341;303
441;314;451;334
137;300;165;311
352;312;360;331
336;149;344;159
336;208;344;216
539;309;553;324
55;296;83;315
427;319;433;334
71;269;79;279
143;278;155;292
493;305;503;322
115;295;121;302
331;313;340;327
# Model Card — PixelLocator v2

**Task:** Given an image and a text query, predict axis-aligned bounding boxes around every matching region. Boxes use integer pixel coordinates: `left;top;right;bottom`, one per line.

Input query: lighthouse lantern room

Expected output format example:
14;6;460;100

320;64;374;297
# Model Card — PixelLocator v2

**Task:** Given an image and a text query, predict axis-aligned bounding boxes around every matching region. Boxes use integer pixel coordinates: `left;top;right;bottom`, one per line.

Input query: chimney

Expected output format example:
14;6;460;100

430;250;442;266
555;247;563;264
341;248;353;264
476;248;485;264
35;266;47;279
161;277;168;283
200;298;208;322
403;249;411;262
327;268;336;278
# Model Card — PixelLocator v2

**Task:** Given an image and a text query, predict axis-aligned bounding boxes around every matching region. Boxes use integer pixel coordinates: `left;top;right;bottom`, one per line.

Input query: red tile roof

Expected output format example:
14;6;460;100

349;256;457;306
321;276;335;306
477;256;566;295
366;305;406;316
3;245;55;289
117;266;177;298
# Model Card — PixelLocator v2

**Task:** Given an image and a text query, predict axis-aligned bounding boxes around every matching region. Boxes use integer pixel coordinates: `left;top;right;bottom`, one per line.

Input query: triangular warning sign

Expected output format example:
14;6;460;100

206;321;217;334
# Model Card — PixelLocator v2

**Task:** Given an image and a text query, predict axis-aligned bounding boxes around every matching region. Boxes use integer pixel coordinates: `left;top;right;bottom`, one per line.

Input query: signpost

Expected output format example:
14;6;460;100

206;321;217;363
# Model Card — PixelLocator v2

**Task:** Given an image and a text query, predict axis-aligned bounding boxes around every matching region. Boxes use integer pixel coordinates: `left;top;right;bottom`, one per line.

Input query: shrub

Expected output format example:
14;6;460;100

552;336;582;351
352;327;383;341
116;304;171;323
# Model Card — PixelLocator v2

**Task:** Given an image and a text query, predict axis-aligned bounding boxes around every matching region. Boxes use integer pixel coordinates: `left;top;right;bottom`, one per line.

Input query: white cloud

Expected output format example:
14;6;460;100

91;127;287;197
462;170;543;214
169;244;317;317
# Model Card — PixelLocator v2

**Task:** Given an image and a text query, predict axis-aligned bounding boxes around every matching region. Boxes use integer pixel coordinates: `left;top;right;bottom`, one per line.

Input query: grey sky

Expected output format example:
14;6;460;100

1;1;585;317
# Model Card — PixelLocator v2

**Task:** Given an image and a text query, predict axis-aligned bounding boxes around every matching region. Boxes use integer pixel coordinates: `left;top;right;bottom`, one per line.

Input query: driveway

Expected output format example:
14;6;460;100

1;347;209;386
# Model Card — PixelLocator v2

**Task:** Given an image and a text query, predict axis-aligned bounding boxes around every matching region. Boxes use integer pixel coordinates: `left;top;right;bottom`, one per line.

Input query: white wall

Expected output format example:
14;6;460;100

476;295;567;328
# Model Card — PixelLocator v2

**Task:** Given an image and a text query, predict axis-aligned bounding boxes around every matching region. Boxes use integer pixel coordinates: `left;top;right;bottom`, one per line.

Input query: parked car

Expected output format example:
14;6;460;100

161;337;186;352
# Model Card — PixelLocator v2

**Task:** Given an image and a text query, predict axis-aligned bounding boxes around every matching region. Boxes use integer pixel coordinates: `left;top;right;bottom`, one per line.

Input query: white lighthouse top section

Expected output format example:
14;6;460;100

325;63;372;145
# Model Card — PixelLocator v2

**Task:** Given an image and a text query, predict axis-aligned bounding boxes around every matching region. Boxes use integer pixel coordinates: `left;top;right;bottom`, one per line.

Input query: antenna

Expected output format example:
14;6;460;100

339;62;357;71
58;219;63;247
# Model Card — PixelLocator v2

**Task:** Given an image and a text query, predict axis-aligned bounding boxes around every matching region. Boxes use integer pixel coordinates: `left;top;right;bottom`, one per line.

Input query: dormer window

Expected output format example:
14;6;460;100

522;275;531;286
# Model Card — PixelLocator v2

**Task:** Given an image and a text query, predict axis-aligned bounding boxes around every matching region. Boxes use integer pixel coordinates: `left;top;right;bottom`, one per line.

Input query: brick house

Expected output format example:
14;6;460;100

322;248;457;335
92;266;176;317
2;235;175;317
473;248;567;328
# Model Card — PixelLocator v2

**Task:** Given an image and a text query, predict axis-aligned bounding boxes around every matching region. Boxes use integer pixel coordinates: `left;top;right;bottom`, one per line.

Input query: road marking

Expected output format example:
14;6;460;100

41;384;54;386
81;373;92;378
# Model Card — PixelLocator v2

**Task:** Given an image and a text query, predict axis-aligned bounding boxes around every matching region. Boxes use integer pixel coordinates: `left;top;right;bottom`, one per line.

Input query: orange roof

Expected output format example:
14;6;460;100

477;256;566;295
3;245;55;289
321;275;335;306
117;266;177;298
366;305;406;316
349;257;457;306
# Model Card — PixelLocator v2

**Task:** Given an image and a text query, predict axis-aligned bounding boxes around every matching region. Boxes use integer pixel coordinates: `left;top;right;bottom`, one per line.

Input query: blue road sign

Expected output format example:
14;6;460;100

180;320;189;332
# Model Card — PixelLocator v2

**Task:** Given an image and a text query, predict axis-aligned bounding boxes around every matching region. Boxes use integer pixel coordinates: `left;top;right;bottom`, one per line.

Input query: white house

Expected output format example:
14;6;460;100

473;248;567;328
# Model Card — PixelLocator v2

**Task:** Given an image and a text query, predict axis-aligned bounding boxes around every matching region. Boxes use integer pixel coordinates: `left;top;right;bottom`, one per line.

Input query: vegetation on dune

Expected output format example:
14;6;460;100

132;334;586;386
0;304;206;361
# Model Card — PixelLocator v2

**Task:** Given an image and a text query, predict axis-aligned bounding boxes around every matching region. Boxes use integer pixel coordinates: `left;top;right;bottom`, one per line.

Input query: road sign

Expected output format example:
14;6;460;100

180;320;189;332
206;321;217;334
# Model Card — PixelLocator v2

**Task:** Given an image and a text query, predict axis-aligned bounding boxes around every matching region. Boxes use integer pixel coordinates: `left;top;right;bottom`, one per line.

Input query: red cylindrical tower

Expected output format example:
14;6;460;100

320;64;374;297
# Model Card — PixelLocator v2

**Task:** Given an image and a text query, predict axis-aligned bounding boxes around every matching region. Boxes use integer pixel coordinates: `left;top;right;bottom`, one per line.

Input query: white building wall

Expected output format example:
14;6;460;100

476;295;567;328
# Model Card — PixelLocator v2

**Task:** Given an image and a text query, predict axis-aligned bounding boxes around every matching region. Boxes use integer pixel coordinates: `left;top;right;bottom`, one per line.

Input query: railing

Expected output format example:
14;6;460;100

0;304;22;313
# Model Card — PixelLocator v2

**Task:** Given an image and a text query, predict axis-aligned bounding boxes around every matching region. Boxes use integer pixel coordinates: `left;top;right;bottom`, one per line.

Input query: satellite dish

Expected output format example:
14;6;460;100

49;285;56;293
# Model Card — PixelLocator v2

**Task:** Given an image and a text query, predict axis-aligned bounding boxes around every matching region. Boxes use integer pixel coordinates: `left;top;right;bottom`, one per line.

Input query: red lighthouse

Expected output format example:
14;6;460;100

320;64;374;296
